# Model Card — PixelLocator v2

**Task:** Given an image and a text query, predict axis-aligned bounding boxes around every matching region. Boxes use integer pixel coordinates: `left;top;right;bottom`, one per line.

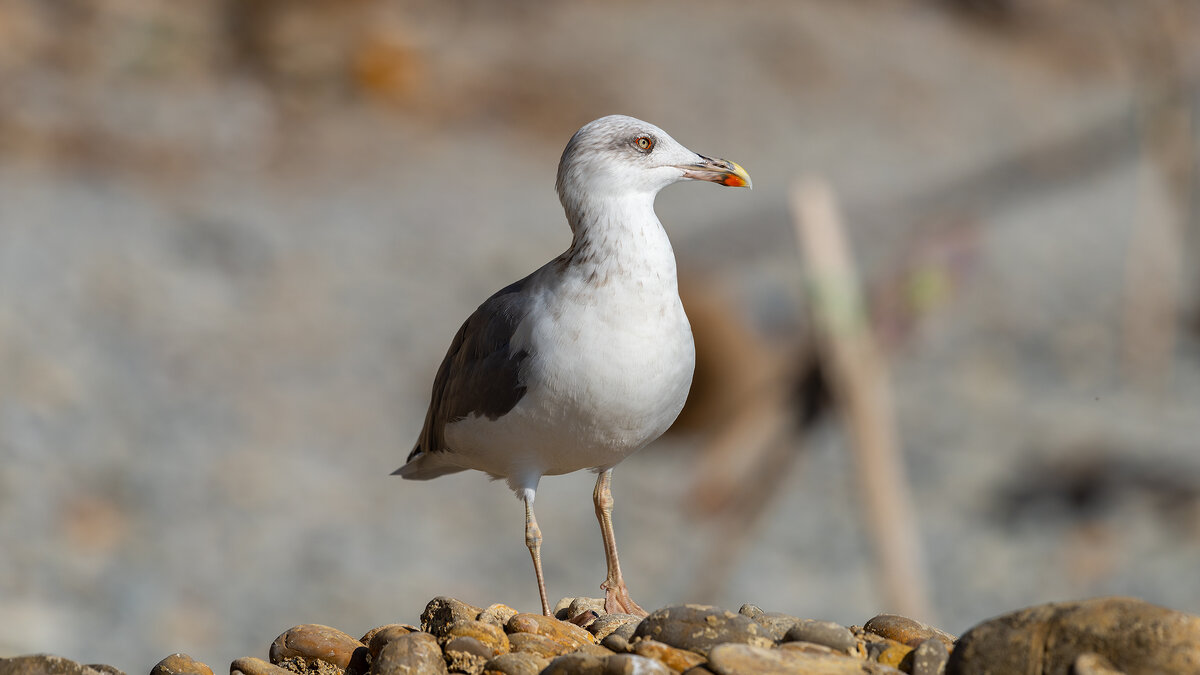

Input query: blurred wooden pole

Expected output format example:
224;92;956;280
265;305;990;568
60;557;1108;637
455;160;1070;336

790;177;932;621
1119;0;1192;388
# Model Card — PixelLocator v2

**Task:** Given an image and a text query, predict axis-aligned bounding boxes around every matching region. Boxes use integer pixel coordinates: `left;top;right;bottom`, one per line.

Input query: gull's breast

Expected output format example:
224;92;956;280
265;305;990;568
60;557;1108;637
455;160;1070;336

536;286;696;454
443;274;695;478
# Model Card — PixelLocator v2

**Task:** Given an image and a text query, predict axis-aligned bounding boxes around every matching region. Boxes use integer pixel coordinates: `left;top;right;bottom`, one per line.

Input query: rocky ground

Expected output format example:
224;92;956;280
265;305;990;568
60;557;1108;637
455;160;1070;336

3;1;1200;673
3;595;1198;675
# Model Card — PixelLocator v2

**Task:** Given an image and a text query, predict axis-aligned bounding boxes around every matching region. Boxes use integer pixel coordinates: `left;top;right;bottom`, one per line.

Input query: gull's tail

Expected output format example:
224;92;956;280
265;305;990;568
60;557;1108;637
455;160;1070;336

392;443;465;480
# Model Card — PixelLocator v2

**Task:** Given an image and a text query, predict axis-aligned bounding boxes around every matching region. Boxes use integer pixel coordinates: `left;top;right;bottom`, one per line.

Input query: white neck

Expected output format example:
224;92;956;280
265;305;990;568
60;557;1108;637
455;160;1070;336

559;191;678;287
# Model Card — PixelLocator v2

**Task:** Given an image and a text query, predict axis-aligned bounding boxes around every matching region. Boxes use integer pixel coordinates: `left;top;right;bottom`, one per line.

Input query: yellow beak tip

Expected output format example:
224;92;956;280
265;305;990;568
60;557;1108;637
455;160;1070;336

726;161;752;189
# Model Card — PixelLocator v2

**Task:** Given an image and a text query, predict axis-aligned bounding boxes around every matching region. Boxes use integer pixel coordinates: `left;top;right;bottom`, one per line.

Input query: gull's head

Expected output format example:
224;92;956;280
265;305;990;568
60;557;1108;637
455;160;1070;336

556;115;751;213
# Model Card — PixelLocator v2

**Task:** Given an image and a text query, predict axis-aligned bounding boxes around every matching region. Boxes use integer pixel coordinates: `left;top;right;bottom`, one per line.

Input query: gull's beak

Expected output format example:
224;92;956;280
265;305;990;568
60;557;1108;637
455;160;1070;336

677;154;752;189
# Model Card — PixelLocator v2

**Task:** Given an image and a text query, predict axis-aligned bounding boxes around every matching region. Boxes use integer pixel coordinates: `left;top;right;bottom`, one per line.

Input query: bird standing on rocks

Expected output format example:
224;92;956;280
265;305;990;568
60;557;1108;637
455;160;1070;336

396;115;751;616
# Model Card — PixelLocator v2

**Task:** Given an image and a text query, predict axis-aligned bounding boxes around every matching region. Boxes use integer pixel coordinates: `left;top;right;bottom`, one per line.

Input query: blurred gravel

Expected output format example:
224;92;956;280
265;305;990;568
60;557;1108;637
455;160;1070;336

2;2;1199;673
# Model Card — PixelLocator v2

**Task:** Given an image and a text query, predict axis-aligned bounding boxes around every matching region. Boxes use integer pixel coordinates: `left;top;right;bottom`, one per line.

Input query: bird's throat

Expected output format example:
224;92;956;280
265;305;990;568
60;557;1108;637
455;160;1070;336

558;195;679;289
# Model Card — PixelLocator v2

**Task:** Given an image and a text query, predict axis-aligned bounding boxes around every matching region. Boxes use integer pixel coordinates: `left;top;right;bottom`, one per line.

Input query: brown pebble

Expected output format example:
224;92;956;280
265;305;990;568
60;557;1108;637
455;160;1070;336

947;597;1200;674
447;636;495;659
863;615;955;650
552;597;578;617
360;624;418;650
507;632;576;659
602;634;632;653
370;632;447;675
0;655;122;675
708;644;814;675
506;613;596;648
577;643;617;658
229;657;293;675
421;597;484;638
269;624;366;671
633;638;707;671
587;614;641;641
362;625;419;660
750;612;803;640
783;620;857;654
569;610;600;629
633;605;773;657
778;642;842;657
446;620;510;656
611;620;640;642
445;637;492;675
869;638;913;668
365;625;421;661
481;652;549;675
151;653;213;675
707;643;903;675
565;598;606;621
87;665;126;675
478;604;519;628
539;653;606;675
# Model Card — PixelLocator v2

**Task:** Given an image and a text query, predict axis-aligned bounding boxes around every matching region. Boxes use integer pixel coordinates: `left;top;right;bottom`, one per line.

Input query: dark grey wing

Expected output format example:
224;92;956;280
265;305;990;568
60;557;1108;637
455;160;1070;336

403;279;533;469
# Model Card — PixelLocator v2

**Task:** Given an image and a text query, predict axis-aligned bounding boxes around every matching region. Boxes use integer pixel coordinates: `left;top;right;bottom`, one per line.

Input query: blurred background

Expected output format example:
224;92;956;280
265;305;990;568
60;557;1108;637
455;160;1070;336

2;0;1199;672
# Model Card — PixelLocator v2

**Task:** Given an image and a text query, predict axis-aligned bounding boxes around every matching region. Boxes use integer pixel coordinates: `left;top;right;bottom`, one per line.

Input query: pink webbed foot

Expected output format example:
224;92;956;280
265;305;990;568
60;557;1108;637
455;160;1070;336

603;580;647;617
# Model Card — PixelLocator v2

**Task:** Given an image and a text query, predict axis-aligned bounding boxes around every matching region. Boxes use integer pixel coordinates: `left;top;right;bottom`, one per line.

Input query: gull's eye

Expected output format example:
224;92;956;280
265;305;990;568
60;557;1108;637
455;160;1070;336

634;135;654;152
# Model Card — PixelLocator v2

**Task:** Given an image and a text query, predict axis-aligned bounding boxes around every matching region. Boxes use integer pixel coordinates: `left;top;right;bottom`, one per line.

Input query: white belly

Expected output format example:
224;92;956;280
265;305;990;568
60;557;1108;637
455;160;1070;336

444;280;695;481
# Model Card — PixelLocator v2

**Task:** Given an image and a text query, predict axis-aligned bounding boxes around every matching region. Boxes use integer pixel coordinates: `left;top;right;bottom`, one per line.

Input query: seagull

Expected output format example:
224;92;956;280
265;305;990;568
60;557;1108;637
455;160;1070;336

396;115;751;617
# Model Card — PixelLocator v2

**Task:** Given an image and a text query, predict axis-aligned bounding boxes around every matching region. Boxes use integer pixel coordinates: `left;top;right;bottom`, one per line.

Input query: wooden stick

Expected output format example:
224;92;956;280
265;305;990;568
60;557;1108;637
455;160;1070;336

790;177;932;621
1119;0;1190;389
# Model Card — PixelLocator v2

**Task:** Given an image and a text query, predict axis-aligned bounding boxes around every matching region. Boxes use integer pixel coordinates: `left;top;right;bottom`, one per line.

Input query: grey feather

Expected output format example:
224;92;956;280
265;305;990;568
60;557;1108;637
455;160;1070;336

395;278;532;478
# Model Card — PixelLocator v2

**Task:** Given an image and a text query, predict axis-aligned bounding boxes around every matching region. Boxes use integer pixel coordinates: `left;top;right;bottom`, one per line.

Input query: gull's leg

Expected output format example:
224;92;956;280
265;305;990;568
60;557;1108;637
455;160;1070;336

594;469;647;617
523;489;551;616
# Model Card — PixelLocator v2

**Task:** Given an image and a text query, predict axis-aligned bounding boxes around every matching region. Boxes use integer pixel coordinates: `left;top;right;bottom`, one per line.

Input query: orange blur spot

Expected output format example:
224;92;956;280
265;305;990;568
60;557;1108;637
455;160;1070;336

723;175;747;188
